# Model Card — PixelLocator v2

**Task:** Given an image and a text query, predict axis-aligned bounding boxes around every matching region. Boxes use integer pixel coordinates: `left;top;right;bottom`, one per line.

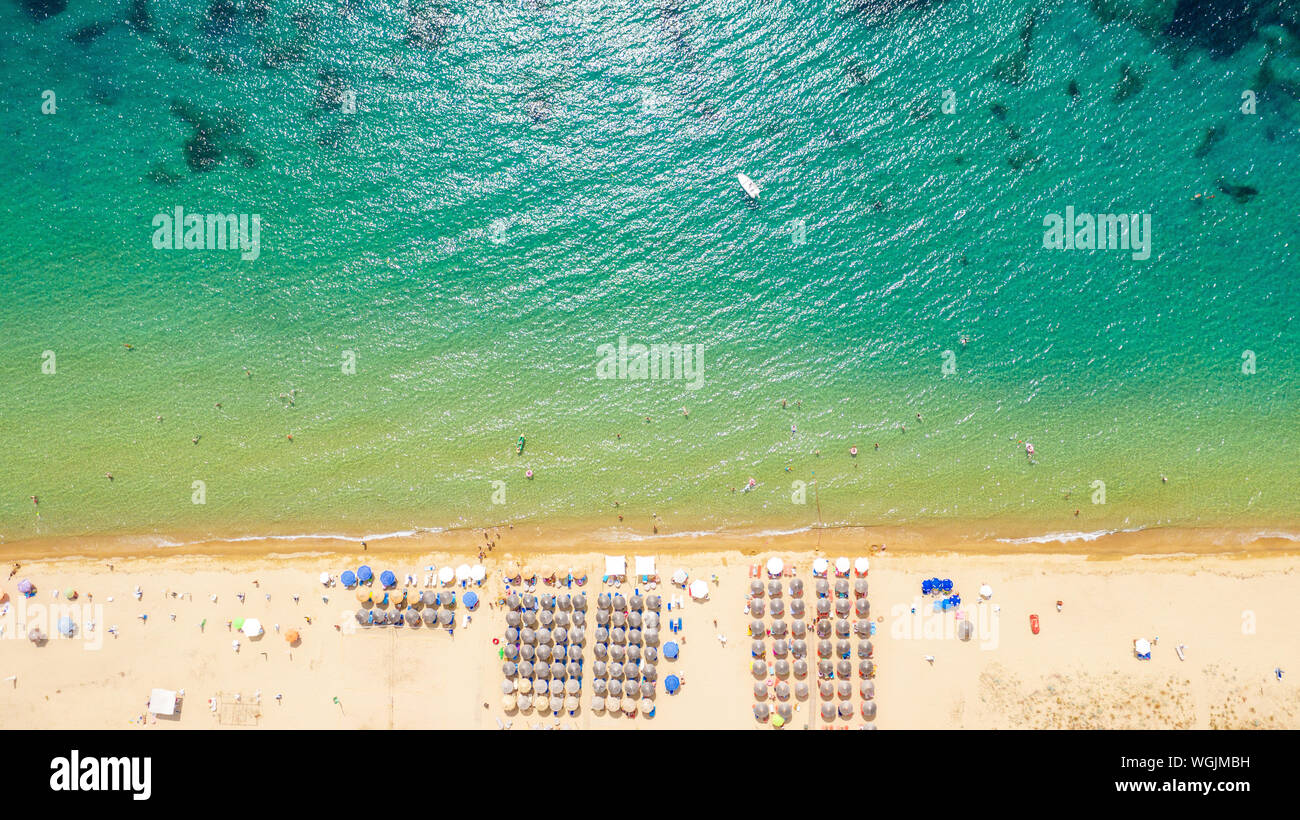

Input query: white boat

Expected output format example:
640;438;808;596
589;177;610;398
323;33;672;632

737;172;760;199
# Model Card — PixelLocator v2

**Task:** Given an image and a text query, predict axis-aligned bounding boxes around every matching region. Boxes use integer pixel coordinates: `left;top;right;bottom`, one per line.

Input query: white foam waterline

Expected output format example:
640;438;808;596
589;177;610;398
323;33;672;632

995;527;1146;545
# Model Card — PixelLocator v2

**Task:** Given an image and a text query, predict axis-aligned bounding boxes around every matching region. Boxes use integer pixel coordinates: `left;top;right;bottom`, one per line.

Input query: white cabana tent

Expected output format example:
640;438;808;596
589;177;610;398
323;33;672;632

605;555;626;578
689;580;709;600
148;688;177;716
634;556;656;578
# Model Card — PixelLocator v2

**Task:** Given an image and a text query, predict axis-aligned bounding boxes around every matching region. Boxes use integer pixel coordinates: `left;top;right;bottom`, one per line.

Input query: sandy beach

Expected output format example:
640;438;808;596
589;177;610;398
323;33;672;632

2;528;1296;730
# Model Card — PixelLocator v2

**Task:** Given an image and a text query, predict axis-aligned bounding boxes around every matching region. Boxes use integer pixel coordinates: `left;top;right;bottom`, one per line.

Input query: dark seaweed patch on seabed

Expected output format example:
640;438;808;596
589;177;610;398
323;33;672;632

1163;0;1263;57
18;0;66;21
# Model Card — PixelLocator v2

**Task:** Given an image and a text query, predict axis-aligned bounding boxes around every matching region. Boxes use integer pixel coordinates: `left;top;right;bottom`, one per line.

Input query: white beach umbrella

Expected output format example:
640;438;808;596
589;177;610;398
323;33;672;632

689;580;709;600
766;557;784;577
438;566;455;584
671;569;688;586
319;572;331;585
471;564;487;582
455;564;472;582
979;584;993;599
834;557;850;575
854;557;869;575
1134;639;1152;655
241;618;263;637
812;558;829;576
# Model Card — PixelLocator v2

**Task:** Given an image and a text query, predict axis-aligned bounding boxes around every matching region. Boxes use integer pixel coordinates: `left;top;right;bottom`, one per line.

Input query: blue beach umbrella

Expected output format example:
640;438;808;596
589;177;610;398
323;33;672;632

663;642;679;660
380;570;397;588
340;570;357;588
921;579;932;595
357;566;373;583
664;675;680;693
464;591;479;609
942;579;954;592
57;616;75;637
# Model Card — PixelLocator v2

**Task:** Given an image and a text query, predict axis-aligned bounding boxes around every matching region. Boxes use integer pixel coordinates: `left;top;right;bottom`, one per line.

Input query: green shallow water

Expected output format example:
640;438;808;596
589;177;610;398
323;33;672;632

1;1;1298;543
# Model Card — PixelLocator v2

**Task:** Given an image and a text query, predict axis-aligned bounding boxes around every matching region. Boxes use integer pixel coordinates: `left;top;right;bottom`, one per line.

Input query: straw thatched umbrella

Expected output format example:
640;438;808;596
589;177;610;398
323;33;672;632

754;703;770;721
854;579;868;598
571;610;586;627
610;643;626;662
522;594;537;610
518;660;534;678
535;679;550;695
592;678;607;696
539;610;554;627
517;694;531;711
640;681;654;699
537;627;553;645
775;681;791;700
595;609;610;626
641;663;656;680
837;679;852;699
550;661;566;679
536;644;552;662
818;680;833;700
519;677;533;695
795;681;810;700
567;661;582;677
853;619;870;637
753;681;768;700
835;599;851;618
646;594;661;611
770;619;787;638
749;619;765;638
858;640;874;658
643;612;659;628
818;640;832;658
770;598;785;618
644;628;659;646
774;659;791;678
772;639;789;657
816;579;830;597
859;660;875;678
500;679;515;695
540;594;555;610
565;677;580;695
565;696;580;714
818;660;834;680
860;680;875;700
750;579;764;597
627;644;641;662
591;695;606;712
553;627;568;644
608;679;623;697
768;579;783;598
570;628;586;646
792;639;808;659
622;697;637;715
837;638;851;656
752;660;768;678
835;579;849;597
504;644;519;661
628;612;642;629
502;693;518;711
503;662;518;677
627;628;642;645
593;643;608;660
629;594;643;612
532;694;548;711
506;593;521;610
612;594;626;610
609;661;624;679
816;620;832;639
776;703;793;721
750;599;765;618
568;645;582;661
820;702;836;721
789;578;804;597
611;611;626;628
554;611;570;628
838;701;854;719
958;620;974;641
523;610;538;628
550;695;564;714
861;701;877;721
573;594;587;611
816;599;831;619
751;640;765;658
520;644;535;661
644;646;658;663
789;599;806;619
791;619;807;639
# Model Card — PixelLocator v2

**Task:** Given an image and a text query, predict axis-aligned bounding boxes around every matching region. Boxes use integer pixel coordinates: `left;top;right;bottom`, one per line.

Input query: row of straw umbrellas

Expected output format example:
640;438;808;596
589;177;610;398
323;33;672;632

355;607;453;627
751;569;876;725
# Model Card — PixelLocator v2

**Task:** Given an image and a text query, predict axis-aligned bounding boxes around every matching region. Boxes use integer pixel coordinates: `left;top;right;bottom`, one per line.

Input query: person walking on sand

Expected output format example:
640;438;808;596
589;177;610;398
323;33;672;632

923;655;935;665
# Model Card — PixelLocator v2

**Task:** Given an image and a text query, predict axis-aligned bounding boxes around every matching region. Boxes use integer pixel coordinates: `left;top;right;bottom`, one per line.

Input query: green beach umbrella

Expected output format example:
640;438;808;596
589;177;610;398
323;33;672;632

63;588;77;600
233;617;246;631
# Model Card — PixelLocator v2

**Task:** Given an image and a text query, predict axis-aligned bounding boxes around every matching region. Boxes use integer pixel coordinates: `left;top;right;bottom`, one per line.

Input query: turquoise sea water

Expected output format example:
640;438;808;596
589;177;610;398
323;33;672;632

1;1;1297;544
